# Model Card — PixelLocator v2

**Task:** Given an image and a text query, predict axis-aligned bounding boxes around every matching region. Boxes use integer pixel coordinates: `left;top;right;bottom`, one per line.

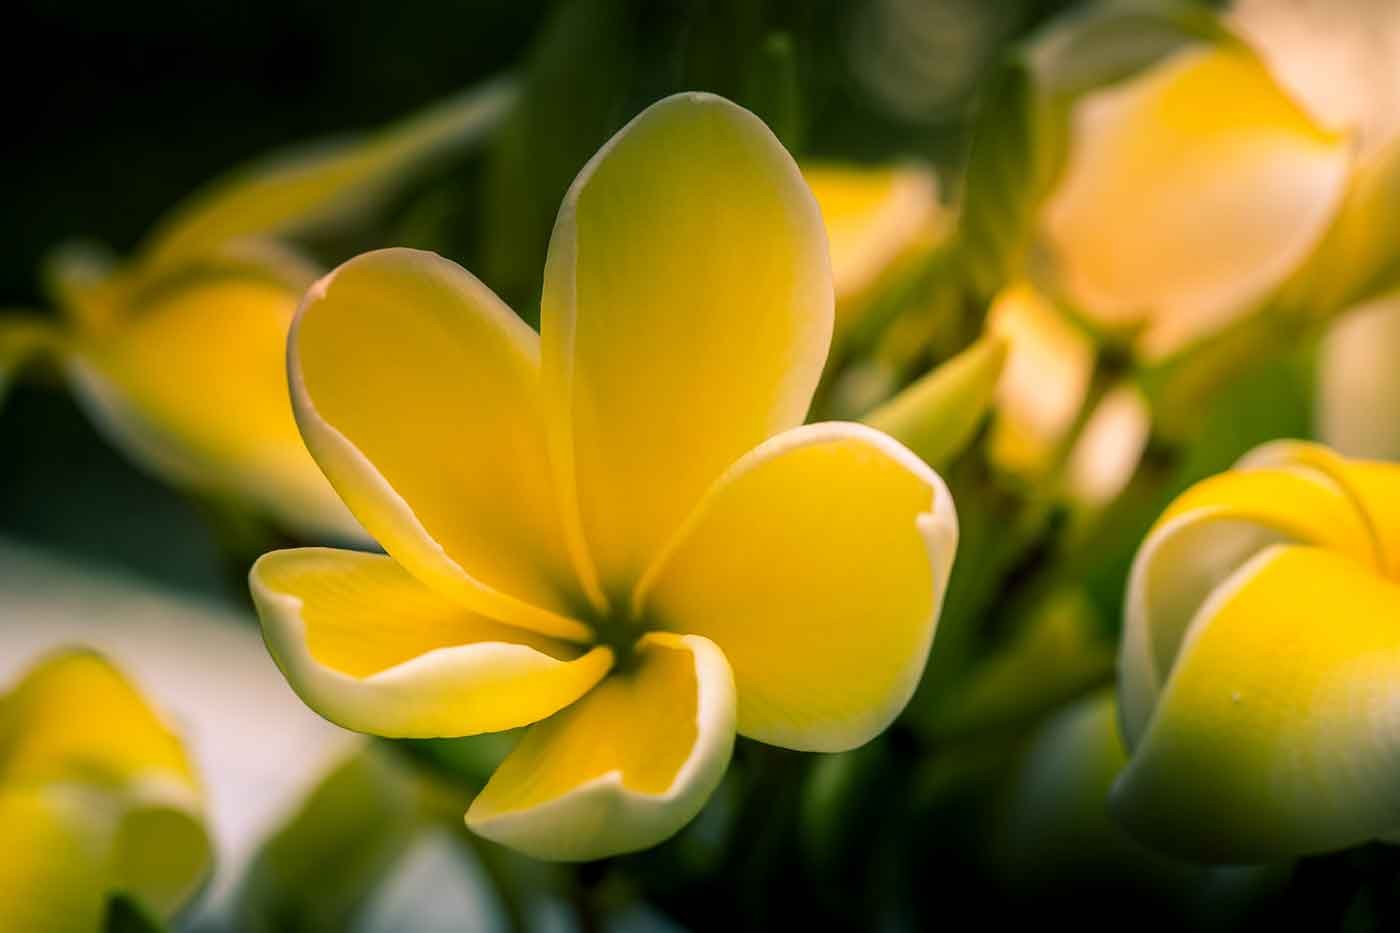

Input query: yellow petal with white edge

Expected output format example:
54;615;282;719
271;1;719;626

1119;456;1376;747
1241;440;1400;577
467;633;735;861
541;92;833;600
291;248;591;638
65;273;362;542
636;422;957;752
0;651;211;919
0;787;108;933
250;548;612;738
139;77;517;272
803;163;942;330
1043;43;1350;357
1112;545;1400;862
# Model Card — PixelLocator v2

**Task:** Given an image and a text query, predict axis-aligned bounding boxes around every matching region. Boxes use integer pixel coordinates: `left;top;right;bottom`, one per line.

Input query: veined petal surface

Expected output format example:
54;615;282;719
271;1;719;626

291;248;589;638
251;548;612;738
637;422;957;752
541;92;833;600
467;633;735;861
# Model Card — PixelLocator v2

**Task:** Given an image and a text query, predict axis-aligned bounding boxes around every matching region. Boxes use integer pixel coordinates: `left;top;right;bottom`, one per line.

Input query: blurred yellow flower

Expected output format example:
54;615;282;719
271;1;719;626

1115;441;1400;861
0;650;211;931
1317;293;1400;460
802;163;946;338
1041;34;1351;358
984;282;1094;477
250;93;958;861
0;80;514;541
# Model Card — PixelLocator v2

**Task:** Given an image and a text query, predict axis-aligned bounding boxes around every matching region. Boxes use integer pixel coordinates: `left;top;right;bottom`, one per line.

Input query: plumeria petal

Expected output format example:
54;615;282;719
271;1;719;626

250;548;612;738
986;283;1095;476
466;633;735;861
290;248;590;638
540;92;833;600
1241;440;1400;576
1120;451;1377;746
0;651;211;922
1043;43;1350;357
62;273;362;542
803;163;943;333
635;422;957;752
1317;294;1400;461
0;787;109;933
1113;545;1400;862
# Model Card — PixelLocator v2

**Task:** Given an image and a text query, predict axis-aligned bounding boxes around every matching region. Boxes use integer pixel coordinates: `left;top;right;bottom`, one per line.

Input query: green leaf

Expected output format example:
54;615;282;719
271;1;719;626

234;745;420;933
743;32;804;152
863;336;1007;469
138;76;518;273
923;587;1113;741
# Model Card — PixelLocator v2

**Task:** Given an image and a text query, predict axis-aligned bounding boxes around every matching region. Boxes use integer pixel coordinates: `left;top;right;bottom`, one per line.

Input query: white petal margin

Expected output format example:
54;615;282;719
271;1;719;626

466;633;736;861
635;421;958;753
250;548;612;739
289;247;591;641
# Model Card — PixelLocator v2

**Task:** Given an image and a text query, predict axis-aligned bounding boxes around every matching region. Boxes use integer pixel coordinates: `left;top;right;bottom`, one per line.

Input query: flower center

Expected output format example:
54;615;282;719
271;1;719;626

586;610;649;671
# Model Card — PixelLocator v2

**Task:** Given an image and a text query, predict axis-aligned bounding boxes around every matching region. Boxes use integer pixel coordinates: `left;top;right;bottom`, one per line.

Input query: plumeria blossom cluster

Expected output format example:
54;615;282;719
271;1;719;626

8;4;1400;923
250;93;958;860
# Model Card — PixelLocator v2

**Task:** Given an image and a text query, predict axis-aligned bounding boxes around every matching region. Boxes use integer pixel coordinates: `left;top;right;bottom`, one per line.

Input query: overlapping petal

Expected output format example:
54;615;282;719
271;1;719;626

0;651;211;924
1043;43;1350;356
541;92;834;599
250;548;612;738
466;633;735;861
636;423;957;752
1114;545;1400;861
290;248;590;637
1117;443;1400;861
65;272;361;542
1119;447;1383;746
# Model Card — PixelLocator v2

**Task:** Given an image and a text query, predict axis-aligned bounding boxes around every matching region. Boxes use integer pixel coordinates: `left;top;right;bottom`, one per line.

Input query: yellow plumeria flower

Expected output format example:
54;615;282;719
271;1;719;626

1;80;513;541
0;650;212;931
1042;32;1351;358
802;163;945;338
984;282;1094;477
1115;441;1400;861
250;92;959;861
1317;292;1400;460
